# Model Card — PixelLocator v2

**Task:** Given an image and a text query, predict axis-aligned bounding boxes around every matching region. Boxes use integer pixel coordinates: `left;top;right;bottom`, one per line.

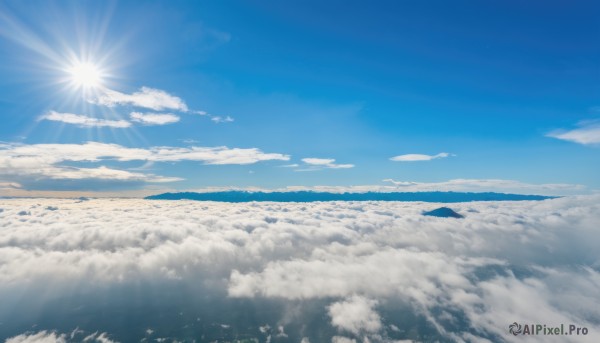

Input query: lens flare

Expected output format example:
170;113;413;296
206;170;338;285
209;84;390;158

68;62;102;88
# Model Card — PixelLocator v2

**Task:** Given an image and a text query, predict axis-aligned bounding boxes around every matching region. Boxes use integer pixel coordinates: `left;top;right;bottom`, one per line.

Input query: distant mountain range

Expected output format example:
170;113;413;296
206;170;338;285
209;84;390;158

145;191;555;203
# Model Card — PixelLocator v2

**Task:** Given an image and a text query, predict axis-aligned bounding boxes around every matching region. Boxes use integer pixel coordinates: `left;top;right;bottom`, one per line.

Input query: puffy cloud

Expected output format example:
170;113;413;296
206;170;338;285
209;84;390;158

0;196;598;341
547;120;600;145
0;141;289;185
91;87;188;112
299;158;354;170
389;153;451;162
129;112;180;125
328;296;382;335
40;111;131;128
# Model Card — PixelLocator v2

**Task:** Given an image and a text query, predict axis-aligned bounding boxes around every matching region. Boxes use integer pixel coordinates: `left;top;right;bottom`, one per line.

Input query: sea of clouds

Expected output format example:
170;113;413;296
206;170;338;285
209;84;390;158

0;196;599;342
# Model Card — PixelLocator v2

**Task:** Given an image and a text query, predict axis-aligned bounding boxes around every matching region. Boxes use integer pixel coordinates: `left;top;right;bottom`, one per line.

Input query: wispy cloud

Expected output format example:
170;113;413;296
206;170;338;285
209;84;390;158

390;152;452;162
0;181;21;189
130;112;180;126
40;111;131;128
211;115;234;123
547;120;600;145
183;179;587;196
49;166;181;182
90;87;235;125
0;142;289;184
6;330;117;343
381;178;585;195
302;158;336;166
91;87;189;112
298;158;354;171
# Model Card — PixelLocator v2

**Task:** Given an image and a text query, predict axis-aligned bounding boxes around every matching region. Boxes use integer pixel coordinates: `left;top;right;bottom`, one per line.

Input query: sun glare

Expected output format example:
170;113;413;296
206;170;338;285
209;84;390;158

68;62;102;88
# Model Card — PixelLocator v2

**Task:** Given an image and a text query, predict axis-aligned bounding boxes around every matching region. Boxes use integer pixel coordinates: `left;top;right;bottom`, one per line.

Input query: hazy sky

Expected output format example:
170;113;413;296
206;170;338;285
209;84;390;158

0;0;598;196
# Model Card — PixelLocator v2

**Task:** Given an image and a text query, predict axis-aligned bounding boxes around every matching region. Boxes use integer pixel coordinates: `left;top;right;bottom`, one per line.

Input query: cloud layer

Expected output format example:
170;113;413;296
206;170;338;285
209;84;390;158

1;196;599;341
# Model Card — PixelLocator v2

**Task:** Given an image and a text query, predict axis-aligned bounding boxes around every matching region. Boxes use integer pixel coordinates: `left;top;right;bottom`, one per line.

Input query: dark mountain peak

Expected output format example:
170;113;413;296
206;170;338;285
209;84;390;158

423;207;464;218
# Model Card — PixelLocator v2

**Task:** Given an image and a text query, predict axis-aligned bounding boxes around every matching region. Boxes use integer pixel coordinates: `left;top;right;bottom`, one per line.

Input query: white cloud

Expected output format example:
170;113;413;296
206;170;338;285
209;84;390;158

547;120;600;145
129;112;180;126
390;153;451;162
40;111;131;128
302;158;336;166
48;165;181;182
300;158;354;170
1;196;599;341
89;87;235;125
0;181;21;189
211;115;234;123
82;332;116;343
6;331;67;343
0;188;171;198
0;141;289;165
0;142;289;184
328;296;382;335
181;139;199;144
6;330;116;343
148;146;289;165
382;178;586;195
181;178;587;196
91;87;189;112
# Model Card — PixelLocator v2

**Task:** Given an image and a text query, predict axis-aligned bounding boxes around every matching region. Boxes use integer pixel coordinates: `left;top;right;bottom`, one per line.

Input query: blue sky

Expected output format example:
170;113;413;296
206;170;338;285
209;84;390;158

0;0;598;196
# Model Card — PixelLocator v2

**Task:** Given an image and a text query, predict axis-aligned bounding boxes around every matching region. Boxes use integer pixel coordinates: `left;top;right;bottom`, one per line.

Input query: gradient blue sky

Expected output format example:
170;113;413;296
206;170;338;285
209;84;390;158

0;0;598;196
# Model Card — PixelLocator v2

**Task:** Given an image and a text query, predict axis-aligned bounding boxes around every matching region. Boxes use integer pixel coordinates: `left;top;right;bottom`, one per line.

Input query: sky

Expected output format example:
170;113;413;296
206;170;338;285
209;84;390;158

0;0;598;196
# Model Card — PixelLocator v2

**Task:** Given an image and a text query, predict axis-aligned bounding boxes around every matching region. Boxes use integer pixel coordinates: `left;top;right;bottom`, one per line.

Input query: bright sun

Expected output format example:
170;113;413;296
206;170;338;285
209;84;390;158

69;62;102;88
